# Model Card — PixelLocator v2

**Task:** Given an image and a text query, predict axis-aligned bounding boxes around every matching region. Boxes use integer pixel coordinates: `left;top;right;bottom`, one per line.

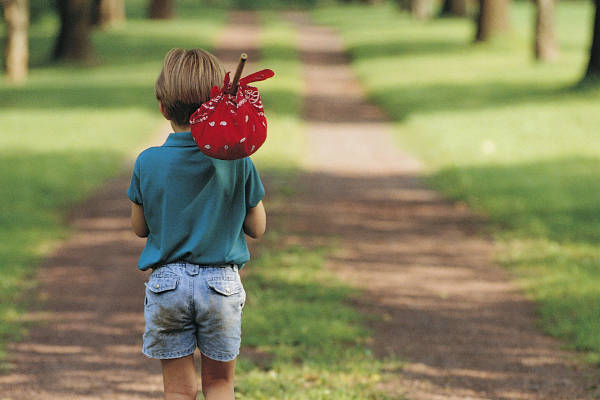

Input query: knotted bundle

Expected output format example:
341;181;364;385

190;55;274;160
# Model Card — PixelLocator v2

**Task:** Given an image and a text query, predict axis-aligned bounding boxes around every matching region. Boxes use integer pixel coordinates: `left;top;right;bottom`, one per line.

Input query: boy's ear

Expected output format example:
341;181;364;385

158;100;170;120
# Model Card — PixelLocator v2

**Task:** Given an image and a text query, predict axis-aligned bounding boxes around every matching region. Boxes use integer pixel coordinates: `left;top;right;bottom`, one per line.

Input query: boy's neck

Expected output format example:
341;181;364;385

170;122;190;133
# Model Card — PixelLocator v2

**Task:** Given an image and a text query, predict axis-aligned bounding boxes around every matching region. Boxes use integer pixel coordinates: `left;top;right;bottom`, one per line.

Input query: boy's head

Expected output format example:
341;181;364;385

155;48;225;127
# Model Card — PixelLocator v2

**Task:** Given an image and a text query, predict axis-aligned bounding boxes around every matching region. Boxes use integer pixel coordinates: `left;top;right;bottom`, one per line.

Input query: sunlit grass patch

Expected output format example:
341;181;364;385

314;2;600;362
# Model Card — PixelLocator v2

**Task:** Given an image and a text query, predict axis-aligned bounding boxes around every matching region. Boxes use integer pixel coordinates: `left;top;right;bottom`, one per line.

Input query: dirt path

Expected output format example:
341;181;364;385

0;13;260;400
287;13;600;400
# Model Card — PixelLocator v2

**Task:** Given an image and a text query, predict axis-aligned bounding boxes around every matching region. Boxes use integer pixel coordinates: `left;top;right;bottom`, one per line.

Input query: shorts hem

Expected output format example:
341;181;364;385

142;343;196;360
199;346;239;362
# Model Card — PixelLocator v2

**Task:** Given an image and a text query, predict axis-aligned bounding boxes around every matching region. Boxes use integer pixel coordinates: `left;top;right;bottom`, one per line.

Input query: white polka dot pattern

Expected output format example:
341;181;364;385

188;68;275;160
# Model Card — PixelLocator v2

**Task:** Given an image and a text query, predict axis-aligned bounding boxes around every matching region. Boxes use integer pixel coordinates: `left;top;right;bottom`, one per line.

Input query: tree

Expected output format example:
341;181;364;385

534;0;558;61
54;0;94;61
440;0;468;17
586;0;600;80
475;0;510;42
3;0;29;83
410;0;434;19
92;0;125;27
396;0;410;11
148;0;174;19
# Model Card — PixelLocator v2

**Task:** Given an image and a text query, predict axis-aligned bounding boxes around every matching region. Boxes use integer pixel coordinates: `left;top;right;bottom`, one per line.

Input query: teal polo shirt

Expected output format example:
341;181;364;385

127;131;265;271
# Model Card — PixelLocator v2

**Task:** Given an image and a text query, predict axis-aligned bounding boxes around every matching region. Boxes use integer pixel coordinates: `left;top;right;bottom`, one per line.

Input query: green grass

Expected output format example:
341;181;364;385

314;1;600;362
234;13;400;399
0;4;225;358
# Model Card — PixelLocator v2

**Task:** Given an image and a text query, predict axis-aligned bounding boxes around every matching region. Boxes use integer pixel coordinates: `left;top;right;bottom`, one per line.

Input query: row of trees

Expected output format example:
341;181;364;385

399;0;554;58
2;0;176;83
393;0;600;80
3;0;600;83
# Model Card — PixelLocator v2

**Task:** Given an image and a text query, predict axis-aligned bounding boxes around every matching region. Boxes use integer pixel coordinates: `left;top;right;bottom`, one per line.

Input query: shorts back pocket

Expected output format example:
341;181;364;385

146;277;179;294
208;280;242;297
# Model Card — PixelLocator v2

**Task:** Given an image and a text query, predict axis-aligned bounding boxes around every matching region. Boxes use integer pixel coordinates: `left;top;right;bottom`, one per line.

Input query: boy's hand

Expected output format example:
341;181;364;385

131;202;149;238
244;201;266;239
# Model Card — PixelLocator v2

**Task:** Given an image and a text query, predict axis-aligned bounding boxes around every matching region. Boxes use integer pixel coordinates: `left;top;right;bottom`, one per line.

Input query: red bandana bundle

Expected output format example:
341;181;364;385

190;68;275;160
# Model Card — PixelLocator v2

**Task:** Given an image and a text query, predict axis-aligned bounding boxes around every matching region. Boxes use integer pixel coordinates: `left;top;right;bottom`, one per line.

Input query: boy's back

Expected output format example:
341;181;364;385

128;131;264;271
129;48;266;399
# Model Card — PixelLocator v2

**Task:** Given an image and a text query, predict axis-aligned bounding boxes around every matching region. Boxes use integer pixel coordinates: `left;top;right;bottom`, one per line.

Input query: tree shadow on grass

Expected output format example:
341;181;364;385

300;23;597;123
322;17;600;121
92;27;214;67
432;155;600;246
349;37;470;61
295;78;583;124
0;83;156;110
0;83;299;120
369;80;585;121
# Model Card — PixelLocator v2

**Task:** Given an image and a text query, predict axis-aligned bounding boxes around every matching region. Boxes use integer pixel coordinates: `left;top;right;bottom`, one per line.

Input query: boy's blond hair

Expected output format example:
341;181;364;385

155;48;225;126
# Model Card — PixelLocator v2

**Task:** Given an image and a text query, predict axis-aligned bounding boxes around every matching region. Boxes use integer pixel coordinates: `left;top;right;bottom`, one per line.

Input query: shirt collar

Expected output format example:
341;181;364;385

162;131;197;147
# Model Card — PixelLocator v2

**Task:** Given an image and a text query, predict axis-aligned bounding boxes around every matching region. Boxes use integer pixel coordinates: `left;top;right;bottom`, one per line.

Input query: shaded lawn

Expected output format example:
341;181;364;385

314;1;600;363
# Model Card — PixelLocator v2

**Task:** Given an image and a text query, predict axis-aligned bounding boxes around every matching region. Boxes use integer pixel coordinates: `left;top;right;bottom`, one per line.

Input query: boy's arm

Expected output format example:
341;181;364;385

131;202;149;238
243;200;266;239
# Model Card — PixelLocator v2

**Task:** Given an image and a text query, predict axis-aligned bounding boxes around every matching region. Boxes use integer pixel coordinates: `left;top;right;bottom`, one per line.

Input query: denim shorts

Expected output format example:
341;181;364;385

142;262;246;361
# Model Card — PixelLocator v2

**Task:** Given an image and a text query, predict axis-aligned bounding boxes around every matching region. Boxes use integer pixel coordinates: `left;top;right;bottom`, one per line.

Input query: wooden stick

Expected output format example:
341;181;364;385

228;53;248;95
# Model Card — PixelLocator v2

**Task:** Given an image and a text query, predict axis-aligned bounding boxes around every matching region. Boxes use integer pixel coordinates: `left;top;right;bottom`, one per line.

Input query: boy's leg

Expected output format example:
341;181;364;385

200;353;236;400
161;354;198;400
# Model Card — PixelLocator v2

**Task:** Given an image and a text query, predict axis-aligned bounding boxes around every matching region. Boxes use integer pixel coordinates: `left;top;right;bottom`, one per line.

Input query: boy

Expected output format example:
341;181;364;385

127;48;266;400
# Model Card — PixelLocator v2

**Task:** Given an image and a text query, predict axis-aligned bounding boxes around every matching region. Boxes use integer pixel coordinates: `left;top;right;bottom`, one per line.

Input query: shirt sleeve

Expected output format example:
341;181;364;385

127;156;143;205
245;158;265;209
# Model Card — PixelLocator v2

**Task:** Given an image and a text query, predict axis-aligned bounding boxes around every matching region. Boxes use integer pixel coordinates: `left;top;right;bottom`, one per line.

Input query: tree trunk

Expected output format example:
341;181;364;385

475;0;510;41
53;0;94;61
586;0;600;80
397;0;411;11
148;0;174;19
411;0;433;19
451;0;468;16
535;0;558;61
3;0;29;83
440;0;468;17
93;0;125;27
441;0;452;15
